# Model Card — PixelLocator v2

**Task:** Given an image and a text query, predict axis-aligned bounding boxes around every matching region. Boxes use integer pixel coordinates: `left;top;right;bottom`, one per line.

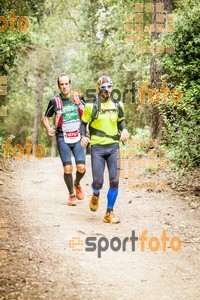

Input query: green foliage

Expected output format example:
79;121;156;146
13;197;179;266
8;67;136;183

160;1;200;168
79;0;151;134
125;126;150;156
0;0;199;169
0;135;6;157
0;25;31;74
0;1;45;144
0;0;45;74
0;0;45;21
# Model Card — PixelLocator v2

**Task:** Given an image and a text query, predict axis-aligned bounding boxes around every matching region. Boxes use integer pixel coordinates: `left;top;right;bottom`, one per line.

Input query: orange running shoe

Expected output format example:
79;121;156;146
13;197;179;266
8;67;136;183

89;194;99;211
74;184;84;200
68;194;77;206
103;212;120;224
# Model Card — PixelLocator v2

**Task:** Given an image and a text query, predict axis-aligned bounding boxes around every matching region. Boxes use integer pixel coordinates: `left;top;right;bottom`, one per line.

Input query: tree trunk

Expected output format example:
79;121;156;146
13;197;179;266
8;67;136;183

50;54;58;157
150;0;173;144
51;136;57;157
33;71;44;146
150;58;163;143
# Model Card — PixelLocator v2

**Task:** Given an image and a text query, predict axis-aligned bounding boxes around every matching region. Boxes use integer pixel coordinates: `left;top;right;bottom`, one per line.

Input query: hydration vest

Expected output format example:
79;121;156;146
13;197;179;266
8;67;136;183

89;97;124;140
54;96;84;127
54;96;63;127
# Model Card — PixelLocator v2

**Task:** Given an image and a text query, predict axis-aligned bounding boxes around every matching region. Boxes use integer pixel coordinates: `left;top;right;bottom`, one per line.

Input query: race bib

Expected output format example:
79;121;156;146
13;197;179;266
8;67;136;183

63;130;80;144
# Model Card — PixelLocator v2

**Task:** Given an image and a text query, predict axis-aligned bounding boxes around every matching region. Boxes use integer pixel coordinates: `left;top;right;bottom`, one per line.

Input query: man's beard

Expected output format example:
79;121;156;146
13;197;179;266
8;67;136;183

99;89;110;102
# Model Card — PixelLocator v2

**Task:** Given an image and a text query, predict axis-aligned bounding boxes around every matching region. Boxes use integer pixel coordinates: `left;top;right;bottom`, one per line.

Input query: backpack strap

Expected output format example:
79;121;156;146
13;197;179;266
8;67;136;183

91;97;124;122
91;96;101;122
113;100;124;119
54;96;63;110
54;96;63;127
89;126;120;141
89;96;122;141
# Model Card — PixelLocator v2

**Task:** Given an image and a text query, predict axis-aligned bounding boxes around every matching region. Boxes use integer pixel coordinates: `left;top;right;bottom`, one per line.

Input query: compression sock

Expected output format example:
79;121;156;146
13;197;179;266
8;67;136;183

64;173;74;194
91;183;100;196
106;188;118;213
74;170;86;186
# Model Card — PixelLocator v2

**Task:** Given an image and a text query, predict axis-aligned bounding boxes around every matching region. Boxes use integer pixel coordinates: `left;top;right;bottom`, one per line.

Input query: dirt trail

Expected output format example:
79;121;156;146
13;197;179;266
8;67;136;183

0;156;200;300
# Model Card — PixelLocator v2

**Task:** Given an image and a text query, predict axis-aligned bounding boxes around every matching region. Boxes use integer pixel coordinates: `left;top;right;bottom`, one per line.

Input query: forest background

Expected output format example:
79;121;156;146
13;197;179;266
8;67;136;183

0;0;199;173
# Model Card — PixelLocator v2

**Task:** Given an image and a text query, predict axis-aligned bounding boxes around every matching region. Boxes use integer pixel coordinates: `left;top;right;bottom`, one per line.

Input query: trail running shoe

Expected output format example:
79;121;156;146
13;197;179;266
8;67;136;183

89;194;99;211
74;184;84;200
68;194;77;206
103;212;120;224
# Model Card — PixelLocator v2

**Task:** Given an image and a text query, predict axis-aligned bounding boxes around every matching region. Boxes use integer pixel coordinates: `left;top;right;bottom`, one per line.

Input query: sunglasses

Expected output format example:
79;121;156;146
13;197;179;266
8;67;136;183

100;85;112;89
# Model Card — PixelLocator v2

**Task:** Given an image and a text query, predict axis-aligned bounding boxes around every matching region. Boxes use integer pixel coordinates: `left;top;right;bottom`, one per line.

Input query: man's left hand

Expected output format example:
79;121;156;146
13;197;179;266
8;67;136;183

120;129;129;142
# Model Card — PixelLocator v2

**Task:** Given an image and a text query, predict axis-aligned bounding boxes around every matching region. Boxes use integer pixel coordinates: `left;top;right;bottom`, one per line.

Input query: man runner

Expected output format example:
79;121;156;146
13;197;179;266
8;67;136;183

80;75;129;223
42;73;86;206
